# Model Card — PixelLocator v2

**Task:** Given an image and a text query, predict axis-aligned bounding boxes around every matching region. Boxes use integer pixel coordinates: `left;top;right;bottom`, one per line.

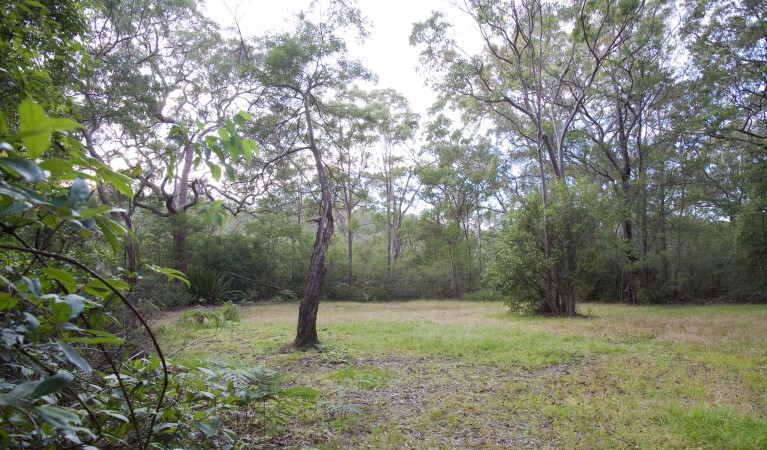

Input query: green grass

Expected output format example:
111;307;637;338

157;301;767;449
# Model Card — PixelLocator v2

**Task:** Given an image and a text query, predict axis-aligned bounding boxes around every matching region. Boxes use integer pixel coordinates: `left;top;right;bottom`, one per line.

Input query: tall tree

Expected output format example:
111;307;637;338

412;0;645;314
245;1;373;347
321;89;378;286
366;89;421;276
573;0;676;302
419;115;498;295
79;0;251;272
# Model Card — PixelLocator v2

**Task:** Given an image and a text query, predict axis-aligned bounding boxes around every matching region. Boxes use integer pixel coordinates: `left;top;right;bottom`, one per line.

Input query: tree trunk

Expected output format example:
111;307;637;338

449;239;459;297
171;216;190;272
347;203;353;286
538;145;560;315
617;102;637;304
295;94;334;349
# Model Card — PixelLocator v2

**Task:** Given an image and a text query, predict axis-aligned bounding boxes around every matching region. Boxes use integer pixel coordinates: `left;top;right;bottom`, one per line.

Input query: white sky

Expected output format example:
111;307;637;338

202;0;480;118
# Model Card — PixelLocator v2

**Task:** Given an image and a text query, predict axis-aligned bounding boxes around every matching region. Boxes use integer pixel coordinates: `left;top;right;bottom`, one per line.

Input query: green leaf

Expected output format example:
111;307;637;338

70;217;96;231
243;139;258;164
145;264;190;287
33;405;80;428
18;99;51;158
0;184;51;205
233;114;246;129
31;372;74;399
167;125;186;145
60;329;122;345
22;276;42;296
96;217;122;256
98;410;129;423
48;118;83;131
58;342;92;377
225;119;236;138
214;212;225;228
38;158;74;176
0;381;39;406
83;278;128;298
236;110;253;120
0;157;46;182
99;169;133;198
225;164;236;182
0;201;32;216
217;127;230;142
68;178;90;209
41;268;76;293
79;205;113;218
51;301;73;323
61;294;85;317
207;162;221;181
0;293;18;310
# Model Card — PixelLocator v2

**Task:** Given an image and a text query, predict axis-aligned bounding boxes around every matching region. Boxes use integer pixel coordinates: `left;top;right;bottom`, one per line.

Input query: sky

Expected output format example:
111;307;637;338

202;0;480;118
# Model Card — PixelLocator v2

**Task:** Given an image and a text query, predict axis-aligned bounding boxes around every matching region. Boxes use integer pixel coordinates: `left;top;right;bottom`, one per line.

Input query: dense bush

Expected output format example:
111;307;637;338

485;183;604;313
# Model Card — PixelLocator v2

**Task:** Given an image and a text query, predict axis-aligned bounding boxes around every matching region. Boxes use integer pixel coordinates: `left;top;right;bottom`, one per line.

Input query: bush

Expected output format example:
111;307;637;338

130;273;193;309
485;182;604;314
187;267;238;304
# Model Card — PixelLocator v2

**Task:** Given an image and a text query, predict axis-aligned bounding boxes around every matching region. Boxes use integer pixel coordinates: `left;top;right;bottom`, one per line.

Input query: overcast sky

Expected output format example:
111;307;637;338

202;0;479;117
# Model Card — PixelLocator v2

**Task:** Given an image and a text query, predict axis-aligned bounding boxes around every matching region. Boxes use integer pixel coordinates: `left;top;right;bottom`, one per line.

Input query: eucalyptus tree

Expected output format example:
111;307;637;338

319;88;379;286
411;0;645;314
419;115;499;295
243;1;374;347
79;0;254;272
682;0;767;291
573;0;676;302
365;89;421;275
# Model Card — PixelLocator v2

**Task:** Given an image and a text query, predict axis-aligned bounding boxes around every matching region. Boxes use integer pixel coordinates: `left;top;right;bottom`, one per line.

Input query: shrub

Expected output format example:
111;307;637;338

179;302;241;328
187;268;238;304
221;301;241;322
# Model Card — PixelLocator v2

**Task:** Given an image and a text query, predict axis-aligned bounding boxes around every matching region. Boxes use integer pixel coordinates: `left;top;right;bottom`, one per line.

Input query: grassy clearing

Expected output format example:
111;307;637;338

157;301;767;449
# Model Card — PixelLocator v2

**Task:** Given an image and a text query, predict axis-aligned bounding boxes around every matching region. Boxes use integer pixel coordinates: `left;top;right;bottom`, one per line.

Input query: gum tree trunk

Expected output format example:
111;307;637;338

295;94;334;349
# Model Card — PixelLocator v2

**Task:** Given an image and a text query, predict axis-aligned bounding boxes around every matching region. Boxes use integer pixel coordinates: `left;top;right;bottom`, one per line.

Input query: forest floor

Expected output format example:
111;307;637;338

158;301;767;449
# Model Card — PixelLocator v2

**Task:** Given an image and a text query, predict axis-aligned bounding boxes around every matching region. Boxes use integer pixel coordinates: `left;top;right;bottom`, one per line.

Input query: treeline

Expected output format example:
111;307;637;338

122;0;766;313
2;0;764;315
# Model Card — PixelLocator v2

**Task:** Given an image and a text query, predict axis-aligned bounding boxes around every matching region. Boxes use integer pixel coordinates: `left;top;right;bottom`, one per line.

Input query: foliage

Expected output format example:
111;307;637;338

0;0;86;112
180;308;226;328
221;301;241;322
187;267;238;304
179;302;241;328
130;274;193;309
485;183;605;312
187;231;273;293
0;7;277;445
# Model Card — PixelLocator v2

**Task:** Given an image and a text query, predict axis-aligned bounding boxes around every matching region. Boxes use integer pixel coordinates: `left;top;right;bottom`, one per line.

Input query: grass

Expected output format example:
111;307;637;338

157;301;767;449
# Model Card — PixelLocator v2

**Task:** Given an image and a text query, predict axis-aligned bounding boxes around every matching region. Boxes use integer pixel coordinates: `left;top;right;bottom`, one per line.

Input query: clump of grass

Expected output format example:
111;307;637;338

667;404;767;449
178;302;241;328
179;308;225;327
187;267;238;303
221;300;241;322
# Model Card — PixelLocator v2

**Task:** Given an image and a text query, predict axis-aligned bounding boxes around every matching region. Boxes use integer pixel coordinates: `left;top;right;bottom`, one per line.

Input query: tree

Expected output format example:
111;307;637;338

366;89;421;276
682;0;767;296
244;1;373;347
79;0;253;272
573;0;676;302
412;0;645;314
419;115;498;295
321;89;378;287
